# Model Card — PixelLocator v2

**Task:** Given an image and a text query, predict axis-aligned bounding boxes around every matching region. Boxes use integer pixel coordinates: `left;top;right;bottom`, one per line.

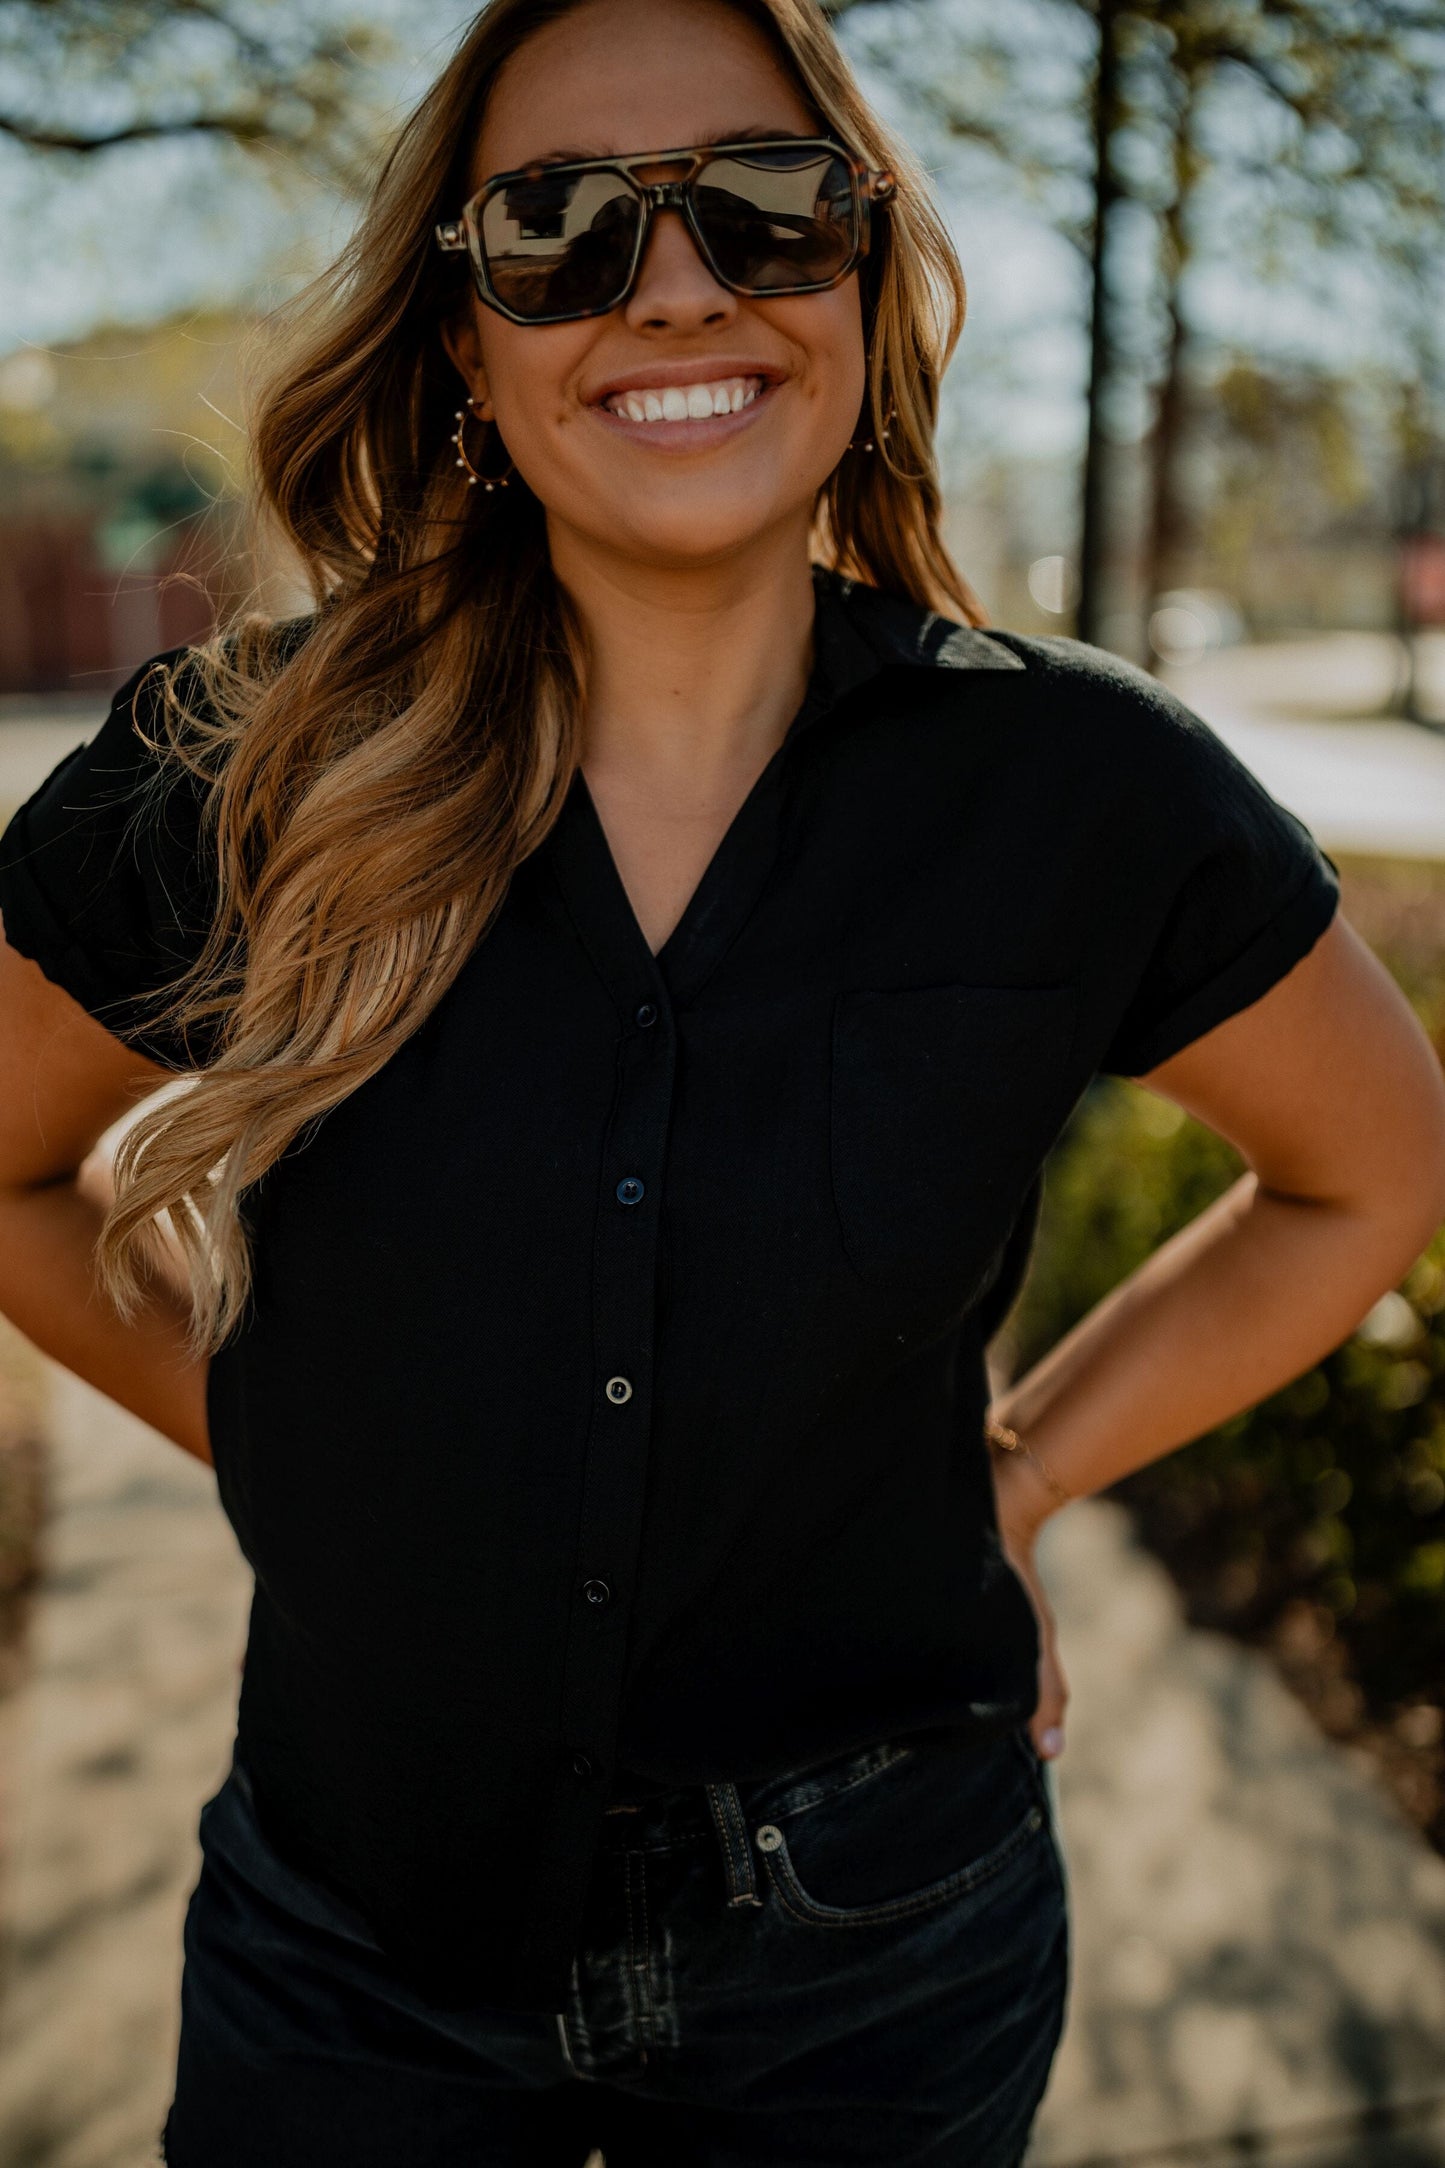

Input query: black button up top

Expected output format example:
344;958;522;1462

0;567;1340;2010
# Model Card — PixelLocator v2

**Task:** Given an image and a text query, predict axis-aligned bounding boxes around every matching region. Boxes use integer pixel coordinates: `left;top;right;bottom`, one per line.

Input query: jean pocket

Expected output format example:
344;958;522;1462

751;1726;1048;1929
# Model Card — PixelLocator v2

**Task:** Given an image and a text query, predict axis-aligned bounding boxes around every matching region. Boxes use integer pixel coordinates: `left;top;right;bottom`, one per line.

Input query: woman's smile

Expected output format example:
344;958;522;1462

584;359;785;450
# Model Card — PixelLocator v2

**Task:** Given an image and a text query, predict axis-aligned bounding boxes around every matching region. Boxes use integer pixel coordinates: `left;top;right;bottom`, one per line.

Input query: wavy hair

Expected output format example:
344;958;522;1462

97;0;984;1356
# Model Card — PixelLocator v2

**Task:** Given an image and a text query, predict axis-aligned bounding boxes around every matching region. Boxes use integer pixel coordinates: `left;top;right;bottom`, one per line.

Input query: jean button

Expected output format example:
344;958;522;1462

755;1824;783;1852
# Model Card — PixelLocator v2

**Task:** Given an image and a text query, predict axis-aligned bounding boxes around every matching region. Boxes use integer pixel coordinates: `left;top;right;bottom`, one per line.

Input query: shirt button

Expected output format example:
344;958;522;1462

572;1752;594;1779
605;1376;633;1404
581;1578;611;1606
615;1176;645;1206
635;1003;658;1028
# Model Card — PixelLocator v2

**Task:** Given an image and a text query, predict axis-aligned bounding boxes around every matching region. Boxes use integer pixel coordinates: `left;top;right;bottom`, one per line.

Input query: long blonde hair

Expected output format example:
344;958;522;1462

98;0;984;1356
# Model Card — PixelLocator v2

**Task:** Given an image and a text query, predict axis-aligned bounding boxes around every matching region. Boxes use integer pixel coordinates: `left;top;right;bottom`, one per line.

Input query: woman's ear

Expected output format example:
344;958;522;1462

440;311;493;418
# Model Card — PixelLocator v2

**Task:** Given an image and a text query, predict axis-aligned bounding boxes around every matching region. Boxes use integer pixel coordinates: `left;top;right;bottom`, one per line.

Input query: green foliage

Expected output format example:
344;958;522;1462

1017;1074;1244;1346
1013;1066;1445;1711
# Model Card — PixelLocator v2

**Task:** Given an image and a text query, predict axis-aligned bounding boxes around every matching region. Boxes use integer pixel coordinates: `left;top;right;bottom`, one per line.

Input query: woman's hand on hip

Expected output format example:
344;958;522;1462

1000;1500;1070;1751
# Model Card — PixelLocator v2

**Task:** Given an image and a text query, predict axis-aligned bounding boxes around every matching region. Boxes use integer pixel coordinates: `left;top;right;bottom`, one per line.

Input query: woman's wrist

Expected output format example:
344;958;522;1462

985;1416;1074;1541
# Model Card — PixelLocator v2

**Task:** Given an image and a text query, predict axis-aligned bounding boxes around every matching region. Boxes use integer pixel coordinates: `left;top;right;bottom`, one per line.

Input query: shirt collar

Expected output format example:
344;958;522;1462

791;565;1026;741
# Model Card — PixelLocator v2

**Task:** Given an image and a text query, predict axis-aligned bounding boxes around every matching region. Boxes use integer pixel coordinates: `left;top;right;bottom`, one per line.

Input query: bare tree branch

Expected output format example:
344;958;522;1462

0;0;376;171
0;110;272;150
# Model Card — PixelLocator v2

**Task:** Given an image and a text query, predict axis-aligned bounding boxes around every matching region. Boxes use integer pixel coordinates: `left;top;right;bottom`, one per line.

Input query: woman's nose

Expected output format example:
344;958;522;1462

622;206;737;334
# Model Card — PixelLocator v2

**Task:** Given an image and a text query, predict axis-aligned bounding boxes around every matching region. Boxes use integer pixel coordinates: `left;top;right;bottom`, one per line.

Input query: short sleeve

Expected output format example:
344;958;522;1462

1096;682;1341;1078
0;649;219;1069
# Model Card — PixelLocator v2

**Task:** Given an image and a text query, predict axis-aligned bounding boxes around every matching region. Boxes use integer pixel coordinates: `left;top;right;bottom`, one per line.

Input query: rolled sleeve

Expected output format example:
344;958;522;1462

0;651;216;1068
1097;694;1341;1078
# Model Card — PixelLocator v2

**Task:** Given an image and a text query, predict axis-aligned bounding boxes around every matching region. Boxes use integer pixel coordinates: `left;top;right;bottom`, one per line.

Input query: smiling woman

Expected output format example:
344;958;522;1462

0;0;1443;2164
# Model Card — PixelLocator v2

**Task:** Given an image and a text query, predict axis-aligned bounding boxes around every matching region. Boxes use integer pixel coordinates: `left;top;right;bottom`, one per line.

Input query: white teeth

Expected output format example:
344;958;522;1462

604;375;764;424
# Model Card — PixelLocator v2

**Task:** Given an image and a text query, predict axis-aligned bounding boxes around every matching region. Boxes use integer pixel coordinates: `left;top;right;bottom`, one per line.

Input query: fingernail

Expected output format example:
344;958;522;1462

1040;1727;1065;1758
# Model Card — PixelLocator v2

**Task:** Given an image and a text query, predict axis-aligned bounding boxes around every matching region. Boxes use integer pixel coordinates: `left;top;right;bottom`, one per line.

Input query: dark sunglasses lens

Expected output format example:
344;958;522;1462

480;169;642;319
693;146;859;292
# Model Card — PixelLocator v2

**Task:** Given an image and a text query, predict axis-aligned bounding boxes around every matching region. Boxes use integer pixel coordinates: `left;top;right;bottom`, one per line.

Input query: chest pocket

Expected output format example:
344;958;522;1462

829;981;1081;1292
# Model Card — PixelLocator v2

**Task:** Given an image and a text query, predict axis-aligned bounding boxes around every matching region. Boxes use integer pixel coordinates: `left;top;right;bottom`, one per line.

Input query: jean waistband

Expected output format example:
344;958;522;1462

595;1770;783;1909
602;1720;1018;1825
221;1724;1026;1928
594;1721;1023;1907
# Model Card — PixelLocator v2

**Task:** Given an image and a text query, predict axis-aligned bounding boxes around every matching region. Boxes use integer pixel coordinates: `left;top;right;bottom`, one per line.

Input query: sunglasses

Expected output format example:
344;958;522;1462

435;136;895;327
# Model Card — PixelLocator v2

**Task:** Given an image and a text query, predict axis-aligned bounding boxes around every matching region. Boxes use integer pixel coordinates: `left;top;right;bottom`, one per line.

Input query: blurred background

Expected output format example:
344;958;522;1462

1;3;1444;2164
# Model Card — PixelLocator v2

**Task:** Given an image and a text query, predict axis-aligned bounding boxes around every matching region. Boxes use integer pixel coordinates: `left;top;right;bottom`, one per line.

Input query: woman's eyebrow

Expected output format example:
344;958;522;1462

522;124;815;166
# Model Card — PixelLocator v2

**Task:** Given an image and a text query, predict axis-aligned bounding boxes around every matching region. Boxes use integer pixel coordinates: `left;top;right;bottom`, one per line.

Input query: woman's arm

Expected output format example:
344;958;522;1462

991;911;1445;1753
0;927;212;1465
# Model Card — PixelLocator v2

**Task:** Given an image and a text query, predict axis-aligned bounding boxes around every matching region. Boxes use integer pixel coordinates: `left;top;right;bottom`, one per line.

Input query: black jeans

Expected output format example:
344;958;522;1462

161;1724;1069;2166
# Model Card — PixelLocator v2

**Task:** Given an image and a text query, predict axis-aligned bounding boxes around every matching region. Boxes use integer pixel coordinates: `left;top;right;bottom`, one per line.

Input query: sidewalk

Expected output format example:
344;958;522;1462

1030;1501;1445;2166
0;1369;249;2168
2;1368;1444;2166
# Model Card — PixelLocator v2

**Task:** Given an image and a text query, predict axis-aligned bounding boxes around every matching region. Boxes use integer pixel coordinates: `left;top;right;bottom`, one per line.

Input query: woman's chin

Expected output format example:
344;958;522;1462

557;497;803;573
554;460;832;573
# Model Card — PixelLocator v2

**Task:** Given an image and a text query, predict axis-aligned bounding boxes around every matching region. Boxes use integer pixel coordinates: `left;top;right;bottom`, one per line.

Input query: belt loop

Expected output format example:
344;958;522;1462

704;1780;763;1908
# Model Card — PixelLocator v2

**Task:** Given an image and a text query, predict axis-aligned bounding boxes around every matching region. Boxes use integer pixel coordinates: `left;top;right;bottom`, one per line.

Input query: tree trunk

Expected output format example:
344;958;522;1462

1144;283;1188;672
1392;386;1429;725
1144;89;1199;676
1077;0;1125;649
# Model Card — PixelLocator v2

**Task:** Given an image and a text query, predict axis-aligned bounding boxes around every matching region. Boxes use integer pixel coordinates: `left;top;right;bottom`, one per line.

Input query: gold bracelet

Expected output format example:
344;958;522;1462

985;1418;1074;1509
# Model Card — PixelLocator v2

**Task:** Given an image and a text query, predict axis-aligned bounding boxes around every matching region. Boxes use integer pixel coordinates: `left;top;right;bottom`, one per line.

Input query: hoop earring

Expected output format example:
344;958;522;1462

452;396;514;492
849;402;895;455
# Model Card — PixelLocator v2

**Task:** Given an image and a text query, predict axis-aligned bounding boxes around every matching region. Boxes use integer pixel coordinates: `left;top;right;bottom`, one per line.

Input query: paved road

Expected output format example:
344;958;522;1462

5;632;1445;860
0;716;99;814
1161;633;1445;861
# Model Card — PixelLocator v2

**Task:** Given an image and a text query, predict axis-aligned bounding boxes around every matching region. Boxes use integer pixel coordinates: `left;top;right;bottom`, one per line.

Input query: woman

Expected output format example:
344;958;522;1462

1;0;1441;2160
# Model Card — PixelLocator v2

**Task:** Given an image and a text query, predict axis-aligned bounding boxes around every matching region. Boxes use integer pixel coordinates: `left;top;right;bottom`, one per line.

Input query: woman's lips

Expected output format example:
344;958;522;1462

588;372;779;448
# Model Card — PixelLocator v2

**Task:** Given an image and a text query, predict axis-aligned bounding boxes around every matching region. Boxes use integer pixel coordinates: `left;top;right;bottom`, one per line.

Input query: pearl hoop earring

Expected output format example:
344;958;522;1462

848;395;896;456
452;395;514;492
